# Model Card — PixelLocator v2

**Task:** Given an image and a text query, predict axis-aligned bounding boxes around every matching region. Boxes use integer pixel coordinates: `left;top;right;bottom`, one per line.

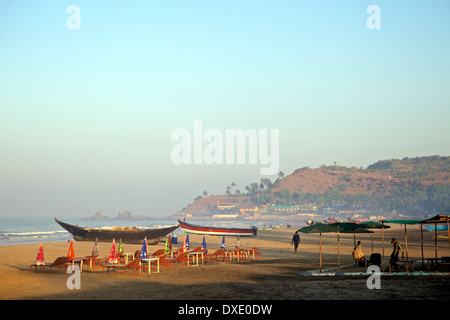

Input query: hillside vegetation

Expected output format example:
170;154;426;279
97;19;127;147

184;156;450;217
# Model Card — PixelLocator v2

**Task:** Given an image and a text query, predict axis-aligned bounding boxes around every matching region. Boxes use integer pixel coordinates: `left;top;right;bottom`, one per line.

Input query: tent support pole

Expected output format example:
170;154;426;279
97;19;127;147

319;232;322;272
435;222;438;260
447;218;450;251
404;224;409;262
337;231;340;267
381;222;385;272
420;223;424;268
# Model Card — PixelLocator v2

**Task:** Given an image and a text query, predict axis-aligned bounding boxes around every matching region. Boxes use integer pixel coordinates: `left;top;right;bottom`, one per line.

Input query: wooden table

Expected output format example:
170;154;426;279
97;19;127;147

390;260;414;272
71;257;96;272
426;258;442;271
189;252;204;266
141;257;160;274
120;253;135;264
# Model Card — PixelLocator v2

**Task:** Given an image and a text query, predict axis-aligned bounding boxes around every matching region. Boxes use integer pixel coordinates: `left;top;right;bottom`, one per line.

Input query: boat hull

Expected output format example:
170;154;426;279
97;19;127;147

424;224;449;232
178;220;257;237
55;218;179;245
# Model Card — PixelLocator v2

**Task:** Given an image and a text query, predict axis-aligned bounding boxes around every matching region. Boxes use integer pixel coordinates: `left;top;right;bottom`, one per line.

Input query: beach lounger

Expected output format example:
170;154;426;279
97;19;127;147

102;258;143;275
204;249;228;262
30;256;70;273
165;252;190;267
245;248;261;260
151;249;165;256
228;248;246;262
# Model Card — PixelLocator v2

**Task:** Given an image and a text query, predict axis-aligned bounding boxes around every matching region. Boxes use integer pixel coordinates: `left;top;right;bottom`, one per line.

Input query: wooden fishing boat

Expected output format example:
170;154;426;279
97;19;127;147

178;220;257;237
55;218;178;245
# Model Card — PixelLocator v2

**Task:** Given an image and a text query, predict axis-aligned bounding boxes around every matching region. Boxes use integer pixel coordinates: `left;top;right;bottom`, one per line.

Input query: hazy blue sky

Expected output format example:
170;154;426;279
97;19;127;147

1;1;449;217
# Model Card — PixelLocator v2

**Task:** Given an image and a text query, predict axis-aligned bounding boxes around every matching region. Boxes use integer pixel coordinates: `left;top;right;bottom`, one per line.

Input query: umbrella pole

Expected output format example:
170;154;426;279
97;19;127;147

319;233;322;272
382;222;385;272
420;223;424;269
404;224;409;262
337;231;340;267
435;222;438;260
371;234;374;253
447;218;450;251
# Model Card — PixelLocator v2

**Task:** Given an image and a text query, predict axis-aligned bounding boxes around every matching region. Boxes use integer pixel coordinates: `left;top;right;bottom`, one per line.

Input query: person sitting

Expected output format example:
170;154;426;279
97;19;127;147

352;241;365;267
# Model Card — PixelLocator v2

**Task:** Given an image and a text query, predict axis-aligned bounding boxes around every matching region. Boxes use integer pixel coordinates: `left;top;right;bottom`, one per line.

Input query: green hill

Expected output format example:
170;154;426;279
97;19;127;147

183;156;450;217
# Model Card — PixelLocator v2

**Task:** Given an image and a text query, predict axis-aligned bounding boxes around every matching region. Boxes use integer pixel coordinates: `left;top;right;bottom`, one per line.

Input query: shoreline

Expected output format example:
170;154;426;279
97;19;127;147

1;225;449;300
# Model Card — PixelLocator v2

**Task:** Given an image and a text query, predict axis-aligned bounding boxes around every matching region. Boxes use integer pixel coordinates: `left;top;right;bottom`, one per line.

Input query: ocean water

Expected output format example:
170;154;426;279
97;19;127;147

0;216;293;247
0;217;180;247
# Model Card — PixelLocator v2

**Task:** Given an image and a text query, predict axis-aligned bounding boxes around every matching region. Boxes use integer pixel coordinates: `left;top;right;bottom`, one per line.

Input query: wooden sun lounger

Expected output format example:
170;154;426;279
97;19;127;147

165;252;190;267
228;248;246;262
204;249;228;262
30;256;70;273
245;247;261;260
102;258;143;275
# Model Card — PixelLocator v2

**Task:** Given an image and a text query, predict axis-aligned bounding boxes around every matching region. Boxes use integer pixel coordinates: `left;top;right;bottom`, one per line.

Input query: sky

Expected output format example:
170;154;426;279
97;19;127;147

0;1;449;217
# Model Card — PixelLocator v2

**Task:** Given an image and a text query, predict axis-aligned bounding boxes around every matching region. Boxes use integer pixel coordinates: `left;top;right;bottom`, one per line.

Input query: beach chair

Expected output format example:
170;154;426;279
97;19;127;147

102;258;143;275
165;252;190;267
80;255;99;271
228;248;246;262
30;256;70;273
367;253;381;268
245;248;261;260
151;249;165;256
204;249;227;263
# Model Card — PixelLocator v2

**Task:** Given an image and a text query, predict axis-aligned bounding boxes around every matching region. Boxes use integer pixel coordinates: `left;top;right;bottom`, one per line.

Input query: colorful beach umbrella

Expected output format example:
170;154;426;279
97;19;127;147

67;240;75;261
140;237;148;259
168;234;173;250
235;236;240;249
185;234;190;250
92;238;99;256
182;237;187;252
221;236;226;249
202;236;208;254
35;242;45;265
164;237;171;254
108;238;118;263
118;238;124;254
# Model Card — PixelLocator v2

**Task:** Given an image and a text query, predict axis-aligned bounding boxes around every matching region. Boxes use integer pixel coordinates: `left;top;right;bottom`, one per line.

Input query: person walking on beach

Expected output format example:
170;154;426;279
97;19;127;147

389;238;404;271
291;231;300;253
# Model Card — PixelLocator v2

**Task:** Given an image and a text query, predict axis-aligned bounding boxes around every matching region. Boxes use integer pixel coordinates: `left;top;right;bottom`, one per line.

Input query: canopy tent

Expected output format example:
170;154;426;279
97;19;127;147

297;223;373;271
328;222;374;266
379;219;421;271
358;221;390;252
420;215;450;262
380;215;450;269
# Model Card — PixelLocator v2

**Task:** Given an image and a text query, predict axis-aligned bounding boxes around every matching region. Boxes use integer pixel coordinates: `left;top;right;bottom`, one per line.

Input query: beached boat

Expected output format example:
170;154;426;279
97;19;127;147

305;219;319;226
424;224;449;232
55;218;179;245
178;220;257;237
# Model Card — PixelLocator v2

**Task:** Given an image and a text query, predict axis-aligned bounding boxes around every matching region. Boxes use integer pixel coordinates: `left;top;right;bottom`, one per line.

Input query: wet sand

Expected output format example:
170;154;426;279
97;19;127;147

1;225;449;300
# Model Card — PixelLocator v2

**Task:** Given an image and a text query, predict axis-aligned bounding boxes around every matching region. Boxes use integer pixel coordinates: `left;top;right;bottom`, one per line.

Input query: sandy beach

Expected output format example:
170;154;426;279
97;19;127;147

1;225;449;301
